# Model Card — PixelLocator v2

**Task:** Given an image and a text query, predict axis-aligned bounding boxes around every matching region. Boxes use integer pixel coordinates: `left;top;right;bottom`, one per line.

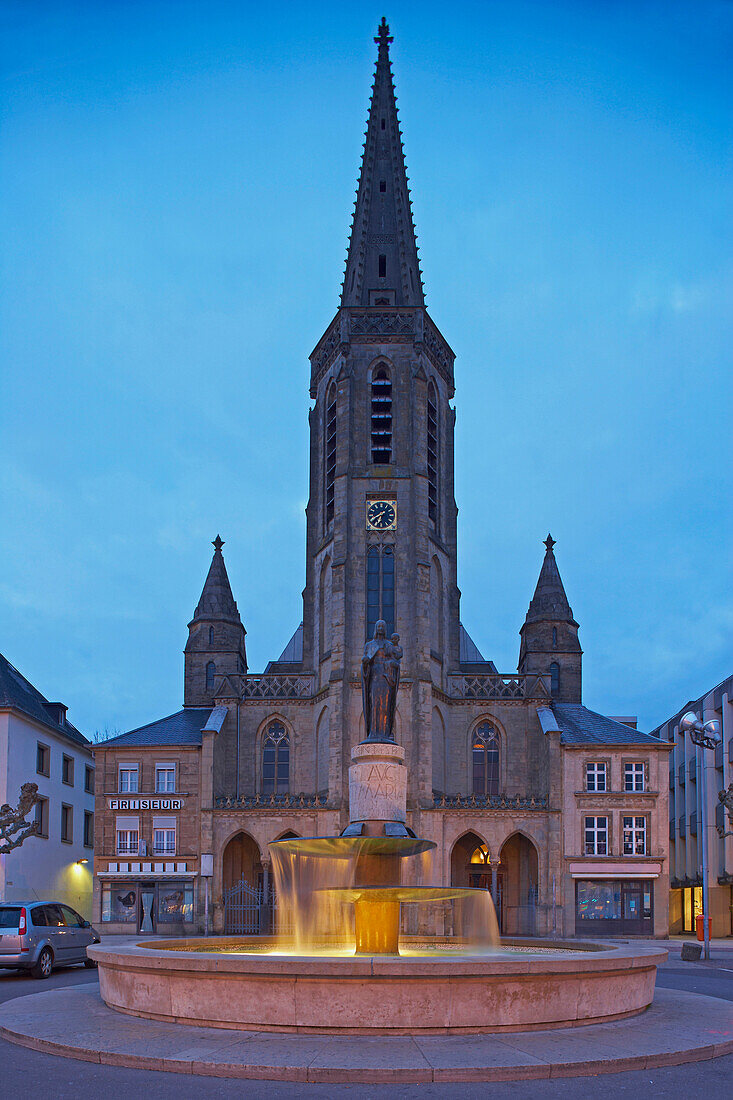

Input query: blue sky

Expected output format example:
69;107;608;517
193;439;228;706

1;1;731;737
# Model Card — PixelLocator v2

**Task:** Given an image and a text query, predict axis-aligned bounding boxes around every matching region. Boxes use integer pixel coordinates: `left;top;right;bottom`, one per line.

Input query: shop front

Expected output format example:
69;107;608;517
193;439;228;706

100;874;195;933
575;878;654;936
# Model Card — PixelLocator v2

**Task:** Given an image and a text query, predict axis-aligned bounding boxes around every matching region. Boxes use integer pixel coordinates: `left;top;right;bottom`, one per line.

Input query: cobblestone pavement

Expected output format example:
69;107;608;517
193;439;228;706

0;946;731;1098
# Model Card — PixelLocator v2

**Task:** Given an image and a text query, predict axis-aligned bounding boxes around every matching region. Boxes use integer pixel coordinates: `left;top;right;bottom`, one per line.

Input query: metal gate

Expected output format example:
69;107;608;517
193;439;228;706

223;879;265;934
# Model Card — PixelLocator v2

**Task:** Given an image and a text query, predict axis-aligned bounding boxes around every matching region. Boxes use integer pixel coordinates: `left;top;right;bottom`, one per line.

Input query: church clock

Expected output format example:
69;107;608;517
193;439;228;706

366;500;397;531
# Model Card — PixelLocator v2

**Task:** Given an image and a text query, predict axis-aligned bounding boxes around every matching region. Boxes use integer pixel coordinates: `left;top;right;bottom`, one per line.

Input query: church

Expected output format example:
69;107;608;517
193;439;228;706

92;20;670;939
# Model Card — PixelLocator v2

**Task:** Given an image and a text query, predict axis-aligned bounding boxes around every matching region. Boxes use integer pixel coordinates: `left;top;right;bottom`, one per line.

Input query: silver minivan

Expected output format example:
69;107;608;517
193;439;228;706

0;901;101;978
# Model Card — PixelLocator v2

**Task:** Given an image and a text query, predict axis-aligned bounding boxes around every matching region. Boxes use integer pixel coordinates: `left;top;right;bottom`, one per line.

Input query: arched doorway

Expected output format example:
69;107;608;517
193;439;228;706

222;831;262;893
450;831;501;932
499;832;539;935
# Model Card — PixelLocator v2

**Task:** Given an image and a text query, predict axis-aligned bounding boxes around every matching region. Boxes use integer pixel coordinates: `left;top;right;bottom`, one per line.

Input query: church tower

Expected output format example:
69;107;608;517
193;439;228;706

301;19;460;804
518;535;582;703
184;536;247;706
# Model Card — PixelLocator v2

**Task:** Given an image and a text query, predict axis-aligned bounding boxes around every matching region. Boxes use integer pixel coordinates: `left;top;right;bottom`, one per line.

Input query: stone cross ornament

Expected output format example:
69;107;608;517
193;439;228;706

361;619;402;741
0;782;40;855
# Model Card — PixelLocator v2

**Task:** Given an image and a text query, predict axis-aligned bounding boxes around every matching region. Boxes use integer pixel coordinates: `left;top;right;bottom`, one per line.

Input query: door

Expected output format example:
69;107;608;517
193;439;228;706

621;883;643;934
59;905;89;961
139;887;156;933
44;904;74;961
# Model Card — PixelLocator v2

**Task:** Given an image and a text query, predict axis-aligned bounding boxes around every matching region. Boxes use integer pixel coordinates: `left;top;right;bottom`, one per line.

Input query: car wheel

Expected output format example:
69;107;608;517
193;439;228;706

32;947;53;979
84;957;98;969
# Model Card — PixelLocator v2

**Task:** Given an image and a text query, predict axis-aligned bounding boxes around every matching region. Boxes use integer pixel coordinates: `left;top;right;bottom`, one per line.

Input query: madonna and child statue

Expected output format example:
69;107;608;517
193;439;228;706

361;620;402;742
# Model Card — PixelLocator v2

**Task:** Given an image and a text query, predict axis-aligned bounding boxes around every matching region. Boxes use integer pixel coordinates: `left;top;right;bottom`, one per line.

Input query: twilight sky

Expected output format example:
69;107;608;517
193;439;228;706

1;0;731;738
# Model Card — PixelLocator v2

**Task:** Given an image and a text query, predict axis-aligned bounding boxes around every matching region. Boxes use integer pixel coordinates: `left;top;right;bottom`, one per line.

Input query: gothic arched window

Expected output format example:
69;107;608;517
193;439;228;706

472;722;500;797
205;661;215;693
209;626;214;645
371;366;392;464
324;382;337;528
262;721;289;794
427;380;438;525
550;662;560;698
366;544;395;638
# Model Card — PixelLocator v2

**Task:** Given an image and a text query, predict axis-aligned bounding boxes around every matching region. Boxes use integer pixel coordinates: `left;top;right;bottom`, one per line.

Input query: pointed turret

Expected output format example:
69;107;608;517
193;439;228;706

341;18;424;308
518;535;582;702
184;536;247;706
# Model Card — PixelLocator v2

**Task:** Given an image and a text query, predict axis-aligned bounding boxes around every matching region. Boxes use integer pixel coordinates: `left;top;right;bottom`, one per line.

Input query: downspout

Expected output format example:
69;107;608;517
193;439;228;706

236;702;240;800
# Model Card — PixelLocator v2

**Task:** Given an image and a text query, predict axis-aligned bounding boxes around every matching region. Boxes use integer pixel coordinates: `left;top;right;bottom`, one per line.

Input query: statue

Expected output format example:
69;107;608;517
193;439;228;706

0;782;40;855
361;620;402;741
717;782;733;840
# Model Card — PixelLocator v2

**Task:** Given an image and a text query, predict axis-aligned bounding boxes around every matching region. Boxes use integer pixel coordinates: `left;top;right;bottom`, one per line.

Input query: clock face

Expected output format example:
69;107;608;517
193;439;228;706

366;499;397;531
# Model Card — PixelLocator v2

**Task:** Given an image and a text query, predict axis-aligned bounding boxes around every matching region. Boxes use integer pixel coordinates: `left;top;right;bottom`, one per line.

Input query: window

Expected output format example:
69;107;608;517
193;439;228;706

60;804;73;843
83;810;94;848
155;763;176;793
116;816;139;855
262;721;289;794
584;816;608;855
472;722;500;796
624;761;646;792
62;754;74;786
324;382;337;527
209;626;214;644
118;764;139;793
36;742;50;777
153;816;176;855
34;797;49;838
206;661;215;693
101;883;138;923
550;662;560;698
61;904;84;927
84;764;95;794
157;881;194;923
585;762;607;792
366;544;395;638
380;117;386;130
623;816;647;855
552;627;557;648
378;253;387;278
427;381;438;525
379;179;386;193
370;366;393;464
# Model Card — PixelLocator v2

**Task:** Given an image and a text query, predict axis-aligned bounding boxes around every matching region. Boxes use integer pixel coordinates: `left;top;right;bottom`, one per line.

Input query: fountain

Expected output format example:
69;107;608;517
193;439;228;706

88;621;666;1033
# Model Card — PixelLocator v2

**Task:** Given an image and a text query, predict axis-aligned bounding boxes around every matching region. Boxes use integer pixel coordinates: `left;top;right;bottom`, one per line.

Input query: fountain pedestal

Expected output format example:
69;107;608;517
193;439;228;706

348;740;406;825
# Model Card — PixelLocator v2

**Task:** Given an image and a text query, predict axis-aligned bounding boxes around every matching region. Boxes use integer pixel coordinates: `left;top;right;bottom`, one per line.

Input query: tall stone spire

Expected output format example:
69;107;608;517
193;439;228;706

341;18;424;308
191;535;242;625
524;534;576;626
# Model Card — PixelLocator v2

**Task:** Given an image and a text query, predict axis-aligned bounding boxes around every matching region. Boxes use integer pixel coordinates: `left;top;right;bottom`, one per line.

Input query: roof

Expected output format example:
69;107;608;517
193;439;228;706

341;18;424;308
277;623;304;663
523;535;576;626
0;652;90;749
551;703;666;747
98;708;213;748
190;536;242;627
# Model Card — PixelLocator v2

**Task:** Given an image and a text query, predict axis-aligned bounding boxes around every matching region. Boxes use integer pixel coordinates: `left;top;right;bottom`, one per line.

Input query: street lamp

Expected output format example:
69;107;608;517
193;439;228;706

679;711;722;960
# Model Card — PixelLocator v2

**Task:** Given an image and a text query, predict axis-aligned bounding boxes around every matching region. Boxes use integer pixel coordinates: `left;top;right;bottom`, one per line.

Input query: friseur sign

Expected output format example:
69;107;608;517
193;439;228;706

108;798;183;810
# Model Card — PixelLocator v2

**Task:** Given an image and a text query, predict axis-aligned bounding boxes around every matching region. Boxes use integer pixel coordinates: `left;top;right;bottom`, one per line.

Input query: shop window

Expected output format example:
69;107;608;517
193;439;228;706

83;810;94;848
624;761;646;792
60;804;73;843
157;881;194;924
262;721;289;794
118;764;139;793
623;815;647;855
585;762;606;792
62;754;74;786
101;884;138;923
36;742;50;777
34;796;49;838
584;816;608;855
472;723;500;796
84;764;95;794
155;763;176;793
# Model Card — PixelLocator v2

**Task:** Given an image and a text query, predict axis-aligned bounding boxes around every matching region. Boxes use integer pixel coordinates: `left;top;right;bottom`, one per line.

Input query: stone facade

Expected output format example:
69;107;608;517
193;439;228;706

92;21;671;939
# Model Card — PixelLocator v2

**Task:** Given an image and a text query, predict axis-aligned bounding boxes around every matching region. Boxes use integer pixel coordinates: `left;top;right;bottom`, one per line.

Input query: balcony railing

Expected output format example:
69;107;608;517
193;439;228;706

445;674;549;701
215;674;316;700
433;793;548;810
215;793;328;809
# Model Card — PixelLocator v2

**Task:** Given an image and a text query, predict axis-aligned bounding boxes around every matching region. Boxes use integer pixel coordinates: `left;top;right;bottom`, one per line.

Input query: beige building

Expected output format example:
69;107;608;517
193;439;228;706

92;21;671;940
655;673;733;937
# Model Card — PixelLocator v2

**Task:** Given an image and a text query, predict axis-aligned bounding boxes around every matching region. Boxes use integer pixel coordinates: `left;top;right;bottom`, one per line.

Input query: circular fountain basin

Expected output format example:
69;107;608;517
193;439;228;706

88;937;667;1035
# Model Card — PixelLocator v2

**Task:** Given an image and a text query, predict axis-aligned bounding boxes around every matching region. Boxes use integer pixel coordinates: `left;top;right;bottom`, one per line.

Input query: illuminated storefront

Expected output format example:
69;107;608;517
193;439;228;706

575;878;654;936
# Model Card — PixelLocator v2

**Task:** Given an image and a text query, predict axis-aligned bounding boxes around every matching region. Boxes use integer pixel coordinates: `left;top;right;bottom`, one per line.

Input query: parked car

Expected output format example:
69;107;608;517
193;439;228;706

0;901;101;978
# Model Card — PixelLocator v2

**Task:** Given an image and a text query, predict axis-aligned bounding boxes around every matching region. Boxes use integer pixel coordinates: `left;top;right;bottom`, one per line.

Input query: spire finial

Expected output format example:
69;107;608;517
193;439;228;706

375;17;393;49
213;534;224;553
544;533;555;552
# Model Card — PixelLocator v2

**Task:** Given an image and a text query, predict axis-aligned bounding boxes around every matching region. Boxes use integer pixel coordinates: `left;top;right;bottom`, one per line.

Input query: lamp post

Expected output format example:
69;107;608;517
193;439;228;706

679;711;722;961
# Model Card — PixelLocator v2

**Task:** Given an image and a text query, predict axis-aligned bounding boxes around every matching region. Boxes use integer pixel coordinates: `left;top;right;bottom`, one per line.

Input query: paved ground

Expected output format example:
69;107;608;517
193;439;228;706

0;944;732;1098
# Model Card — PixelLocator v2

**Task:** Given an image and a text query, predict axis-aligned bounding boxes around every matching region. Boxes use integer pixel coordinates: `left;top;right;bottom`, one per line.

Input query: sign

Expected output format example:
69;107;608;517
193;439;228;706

108;798;183;810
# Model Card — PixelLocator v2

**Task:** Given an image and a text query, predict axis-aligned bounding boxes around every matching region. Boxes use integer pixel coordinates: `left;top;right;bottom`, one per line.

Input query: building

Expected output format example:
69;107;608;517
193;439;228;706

0;652;94;918
654;673;733;937
93;20;671;939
